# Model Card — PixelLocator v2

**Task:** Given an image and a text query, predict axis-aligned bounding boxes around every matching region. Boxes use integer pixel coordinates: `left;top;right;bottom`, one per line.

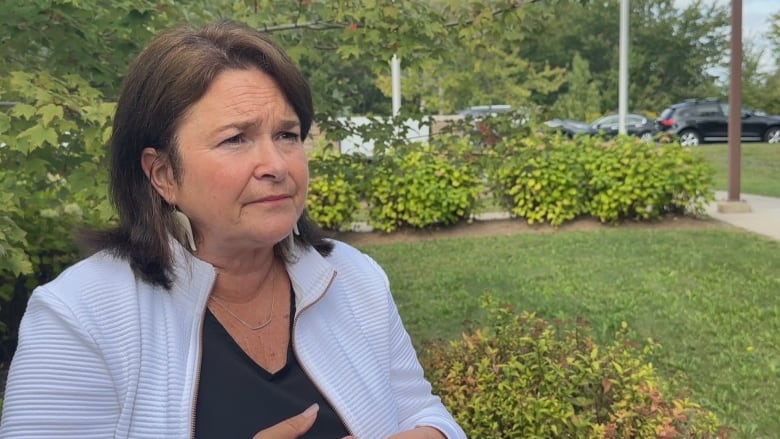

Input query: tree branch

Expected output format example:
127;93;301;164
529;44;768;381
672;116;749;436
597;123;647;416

445;0;541;27
259;0;540;33
259;21;347;33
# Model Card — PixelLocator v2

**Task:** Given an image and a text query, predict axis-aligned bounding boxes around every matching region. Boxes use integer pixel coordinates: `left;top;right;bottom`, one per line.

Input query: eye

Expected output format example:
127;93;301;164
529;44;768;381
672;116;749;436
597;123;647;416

277;131;301;143
221;133;246;146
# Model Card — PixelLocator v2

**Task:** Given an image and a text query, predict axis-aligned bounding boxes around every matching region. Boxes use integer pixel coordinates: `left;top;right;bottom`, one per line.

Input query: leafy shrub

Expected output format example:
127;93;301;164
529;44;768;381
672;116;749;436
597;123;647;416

307;175;362;230
585;139;714;222
422;295;731;439
365;143;482;232
0;72;114;360
489;132;589;225
487;132;714;225
306;149;365;230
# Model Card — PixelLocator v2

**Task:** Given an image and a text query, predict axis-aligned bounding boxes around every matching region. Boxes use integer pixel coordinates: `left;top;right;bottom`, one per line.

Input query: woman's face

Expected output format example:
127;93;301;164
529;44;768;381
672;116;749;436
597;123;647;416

165;68;308;255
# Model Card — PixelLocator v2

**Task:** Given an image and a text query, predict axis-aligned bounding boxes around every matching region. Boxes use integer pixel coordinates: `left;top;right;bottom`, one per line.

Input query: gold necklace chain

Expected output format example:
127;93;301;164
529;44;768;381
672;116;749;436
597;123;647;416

209;265;276;331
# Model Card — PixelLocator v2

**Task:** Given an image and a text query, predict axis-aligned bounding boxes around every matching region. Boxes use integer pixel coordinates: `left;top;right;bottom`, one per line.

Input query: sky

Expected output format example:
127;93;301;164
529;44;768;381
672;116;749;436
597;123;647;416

675;0;778;71
674;0;776;41
729;0;777;57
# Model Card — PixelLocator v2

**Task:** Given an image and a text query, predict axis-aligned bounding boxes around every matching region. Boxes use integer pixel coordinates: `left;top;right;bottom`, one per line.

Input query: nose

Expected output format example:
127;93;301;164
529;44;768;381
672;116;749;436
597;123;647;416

251;137;288;182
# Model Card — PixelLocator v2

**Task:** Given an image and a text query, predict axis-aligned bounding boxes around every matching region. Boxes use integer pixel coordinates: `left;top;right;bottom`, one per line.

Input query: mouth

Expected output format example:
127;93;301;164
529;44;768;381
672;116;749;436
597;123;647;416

247;194;292;204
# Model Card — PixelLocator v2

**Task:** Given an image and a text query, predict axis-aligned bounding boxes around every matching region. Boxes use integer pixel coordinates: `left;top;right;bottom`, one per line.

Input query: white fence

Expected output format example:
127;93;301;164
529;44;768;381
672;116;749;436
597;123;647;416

337;116;431;156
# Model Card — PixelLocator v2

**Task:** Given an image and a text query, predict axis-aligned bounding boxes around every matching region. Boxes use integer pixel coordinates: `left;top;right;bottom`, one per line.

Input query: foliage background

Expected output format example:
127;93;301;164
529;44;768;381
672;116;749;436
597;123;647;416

1;1;779;435
3;0;779;358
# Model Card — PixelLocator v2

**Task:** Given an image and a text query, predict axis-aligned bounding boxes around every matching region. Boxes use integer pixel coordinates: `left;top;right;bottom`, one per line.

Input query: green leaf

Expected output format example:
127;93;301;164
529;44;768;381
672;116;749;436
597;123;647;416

16;125;59;152
0;113;10;134
10;104;36;120
39;103;64;127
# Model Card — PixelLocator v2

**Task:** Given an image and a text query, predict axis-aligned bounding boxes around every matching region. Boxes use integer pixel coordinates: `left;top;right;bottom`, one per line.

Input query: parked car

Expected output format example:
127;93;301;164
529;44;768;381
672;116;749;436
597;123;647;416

590;113;656;141
543;118;593;136
655;98;780;146
543;113;656;141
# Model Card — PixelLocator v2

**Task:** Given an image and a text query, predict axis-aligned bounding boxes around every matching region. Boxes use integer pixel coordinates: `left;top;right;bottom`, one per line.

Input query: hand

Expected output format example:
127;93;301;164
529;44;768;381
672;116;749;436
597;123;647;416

339;426;444;439
252;404;319;439
388;426;446;439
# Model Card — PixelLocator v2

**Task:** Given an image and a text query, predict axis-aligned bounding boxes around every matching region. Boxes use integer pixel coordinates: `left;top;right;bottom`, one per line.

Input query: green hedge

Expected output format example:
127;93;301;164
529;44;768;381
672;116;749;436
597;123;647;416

487;132;714;225
306;149;365;231
365;145;482;232
306;130;714;232
0;121;715;364
490;134;589;225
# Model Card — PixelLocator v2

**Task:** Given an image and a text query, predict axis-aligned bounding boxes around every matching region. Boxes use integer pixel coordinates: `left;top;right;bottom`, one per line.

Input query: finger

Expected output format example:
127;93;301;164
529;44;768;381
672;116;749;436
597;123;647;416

252;404;319;439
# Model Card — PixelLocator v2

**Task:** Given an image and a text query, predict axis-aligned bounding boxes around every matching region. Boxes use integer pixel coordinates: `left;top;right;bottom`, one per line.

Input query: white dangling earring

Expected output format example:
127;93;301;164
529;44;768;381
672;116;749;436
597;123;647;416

173;208;197;251
288;221;300;249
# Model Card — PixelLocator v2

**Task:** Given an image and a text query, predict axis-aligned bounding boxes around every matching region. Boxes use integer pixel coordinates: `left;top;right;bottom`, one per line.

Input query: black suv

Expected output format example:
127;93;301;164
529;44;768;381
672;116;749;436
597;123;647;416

656;99;780;146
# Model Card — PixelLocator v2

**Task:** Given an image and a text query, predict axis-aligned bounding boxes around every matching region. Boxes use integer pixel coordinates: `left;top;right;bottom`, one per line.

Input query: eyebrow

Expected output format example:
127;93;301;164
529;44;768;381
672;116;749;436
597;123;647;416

211;117;300;139
277;119;301;131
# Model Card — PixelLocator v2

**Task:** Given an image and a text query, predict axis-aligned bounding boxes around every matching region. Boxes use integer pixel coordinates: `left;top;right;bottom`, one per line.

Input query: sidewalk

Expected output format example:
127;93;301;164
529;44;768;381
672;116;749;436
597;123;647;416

706;191;780;241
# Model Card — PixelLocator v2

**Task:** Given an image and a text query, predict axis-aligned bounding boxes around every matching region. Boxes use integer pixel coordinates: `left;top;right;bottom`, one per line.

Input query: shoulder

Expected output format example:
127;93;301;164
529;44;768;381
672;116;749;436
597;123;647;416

317;240;394;320
325;240;389;284
325;239;366;259
13;252;149;360
29;251;149;322
40;251;137;299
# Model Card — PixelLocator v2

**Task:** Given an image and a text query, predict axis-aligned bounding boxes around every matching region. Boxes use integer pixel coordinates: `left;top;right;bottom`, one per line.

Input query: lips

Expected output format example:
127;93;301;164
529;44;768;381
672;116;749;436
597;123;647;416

248;194;291;204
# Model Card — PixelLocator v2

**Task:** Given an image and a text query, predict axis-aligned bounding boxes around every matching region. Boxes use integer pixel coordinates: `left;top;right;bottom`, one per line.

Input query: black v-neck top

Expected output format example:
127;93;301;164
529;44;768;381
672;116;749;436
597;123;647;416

194;296;350;439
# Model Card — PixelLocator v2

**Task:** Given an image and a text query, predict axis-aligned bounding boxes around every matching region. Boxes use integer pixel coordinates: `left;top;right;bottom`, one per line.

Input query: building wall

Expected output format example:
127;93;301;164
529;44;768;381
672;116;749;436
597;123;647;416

304;115;465;155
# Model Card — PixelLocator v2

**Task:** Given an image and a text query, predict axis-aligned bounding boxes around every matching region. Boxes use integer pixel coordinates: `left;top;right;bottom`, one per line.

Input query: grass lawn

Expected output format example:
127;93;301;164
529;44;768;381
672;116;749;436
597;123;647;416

694;143;780;197
356;228;780;439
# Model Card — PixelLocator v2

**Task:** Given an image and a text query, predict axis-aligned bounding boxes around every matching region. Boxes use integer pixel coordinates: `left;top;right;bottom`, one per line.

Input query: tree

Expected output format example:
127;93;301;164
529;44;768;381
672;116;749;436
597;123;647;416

0;0;210;358
518;0;729;115
214;0;565;116
550;53;602;121
750;10;780;115
769;11;780;58
739;38;780;114
0;0;195;98
390;0;565;114
0;0;567;360
0;0;747;361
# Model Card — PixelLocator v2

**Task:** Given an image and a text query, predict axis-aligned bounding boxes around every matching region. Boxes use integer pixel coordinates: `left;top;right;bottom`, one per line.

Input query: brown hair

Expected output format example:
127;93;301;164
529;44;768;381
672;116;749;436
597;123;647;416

84;19;332;289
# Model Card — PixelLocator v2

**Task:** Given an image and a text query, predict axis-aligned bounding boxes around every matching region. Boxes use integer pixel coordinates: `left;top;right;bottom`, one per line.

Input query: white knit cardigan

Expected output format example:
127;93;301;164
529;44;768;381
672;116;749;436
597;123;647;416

0;240;466;439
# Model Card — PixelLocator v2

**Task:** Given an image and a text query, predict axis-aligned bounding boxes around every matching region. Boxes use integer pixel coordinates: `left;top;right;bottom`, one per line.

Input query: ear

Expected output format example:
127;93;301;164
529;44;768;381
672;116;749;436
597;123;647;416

141;147;177;204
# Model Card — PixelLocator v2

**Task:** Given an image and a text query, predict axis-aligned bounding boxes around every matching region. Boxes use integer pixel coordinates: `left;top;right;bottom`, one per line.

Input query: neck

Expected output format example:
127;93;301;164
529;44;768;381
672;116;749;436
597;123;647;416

209;253;278;303
194;236;279;277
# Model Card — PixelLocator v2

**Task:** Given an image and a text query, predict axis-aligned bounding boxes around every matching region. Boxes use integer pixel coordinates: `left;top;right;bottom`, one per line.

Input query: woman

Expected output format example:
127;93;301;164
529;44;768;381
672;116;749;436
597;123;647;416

0;20;465;439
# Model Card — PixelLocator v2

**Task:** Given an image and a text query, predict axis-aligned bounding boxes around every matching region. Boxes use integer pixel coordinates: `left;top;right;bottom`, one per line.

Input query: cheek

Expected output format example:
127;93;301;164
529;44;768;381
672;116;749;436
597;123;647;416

290;151;309;184
291;154;309;207
182;161;247;203
300;162;309;187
